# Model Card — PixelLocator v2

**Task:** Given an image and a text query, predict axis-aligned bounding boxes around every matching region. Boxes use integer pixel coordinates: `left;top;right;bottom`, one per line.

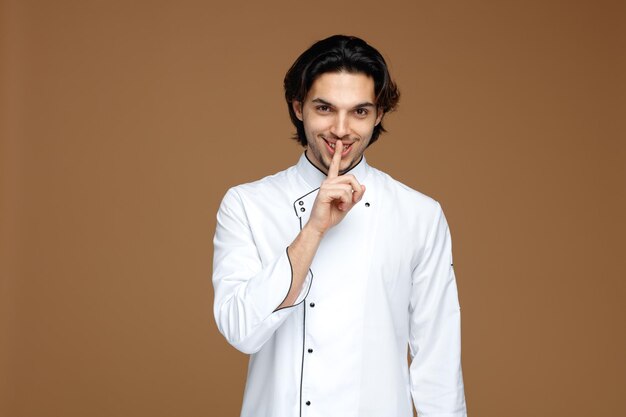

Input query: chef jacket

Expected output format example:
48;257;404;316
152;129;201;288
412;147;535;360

212;152;467;417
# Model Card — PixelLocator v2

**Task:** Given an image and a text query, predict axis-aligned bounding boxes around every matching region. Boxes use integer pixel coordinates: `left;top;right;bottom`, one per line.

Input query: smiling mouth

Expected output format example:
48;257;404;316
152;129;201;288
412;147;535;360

323;137;353;156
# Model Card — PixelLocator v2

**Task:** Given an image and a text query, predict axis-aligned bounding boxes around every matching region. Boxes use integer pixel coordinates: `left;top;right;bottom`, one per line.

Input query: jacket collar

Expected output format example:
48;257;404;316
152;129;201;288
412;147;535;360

295;150;370;189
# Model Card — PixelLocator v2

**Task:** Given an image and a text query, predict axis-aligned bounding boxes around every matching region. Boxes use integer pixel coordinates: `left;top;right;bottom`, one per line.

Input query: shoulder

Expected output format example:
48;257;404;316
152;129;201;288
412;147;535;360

366;166;450;264
368;166;442;216
219;165;298;210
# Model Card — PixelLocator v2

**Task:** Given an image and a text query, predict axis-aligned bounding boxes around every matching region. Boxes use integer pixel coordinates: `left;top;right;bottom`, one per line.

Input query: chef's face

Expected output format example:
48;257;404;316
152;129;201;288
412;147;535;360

293;71;383;174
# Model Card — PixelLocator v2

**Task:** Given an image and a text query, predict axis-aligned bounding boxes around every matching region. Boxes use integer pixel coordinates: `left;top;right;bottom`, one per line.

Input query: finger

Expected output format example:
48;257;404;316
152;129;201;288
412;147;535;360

327;140;343;179
323;184;354;204
353;184;366;203
338;186;356;211
345;175;364;203
337;191;353;211
326;174;364;203
323;185;354;210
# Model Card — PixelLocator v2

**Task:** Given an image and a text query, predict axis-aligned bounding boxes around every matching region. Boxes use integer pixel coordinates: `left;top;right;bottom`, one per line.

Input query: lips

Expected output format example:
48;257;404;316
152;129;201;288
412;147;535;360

322;137;353;156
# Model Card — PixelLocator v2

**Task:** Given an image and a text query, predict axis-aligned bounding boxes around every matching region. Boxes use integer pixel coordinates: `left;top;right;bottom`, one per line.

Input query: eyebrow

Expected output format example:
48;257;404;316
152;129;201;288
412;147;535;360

311;98;376;109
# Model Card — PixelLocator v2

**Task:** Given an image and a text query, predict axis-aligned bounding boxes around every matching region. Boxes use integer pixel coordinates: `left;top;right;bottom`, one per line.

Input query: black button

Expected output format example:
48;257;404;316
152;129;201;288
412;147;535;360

300;207;305;212
365;202;370;207
299;201;304;206
308;348;313;353
306;401;311;406
309;302;315;307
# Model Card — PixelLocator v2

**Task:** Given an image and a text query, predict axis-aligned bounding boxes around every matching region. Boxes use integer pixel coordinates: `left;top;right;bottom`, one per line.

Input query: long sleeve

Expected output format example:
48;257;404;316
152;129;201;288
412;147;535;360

408;202;467;416
212;187;312;354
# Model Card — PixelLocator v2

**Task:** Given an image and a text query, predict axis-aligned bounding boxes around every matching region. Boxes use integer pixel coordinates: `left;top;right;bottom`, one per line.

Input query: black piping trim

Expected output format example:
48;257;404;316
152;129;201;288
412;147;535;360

292;187;320;217
294;151;365;217
299;300;306;417
289;180;334;414
272;218;313;312
303;149;364;177
272;247;294;313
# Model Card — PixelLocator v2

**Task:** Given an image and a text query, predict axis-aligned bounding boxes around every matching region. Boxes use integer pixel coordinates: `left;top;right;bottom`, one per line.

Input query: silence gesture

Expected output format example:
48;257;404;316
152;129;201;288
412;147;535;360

306;140;366;235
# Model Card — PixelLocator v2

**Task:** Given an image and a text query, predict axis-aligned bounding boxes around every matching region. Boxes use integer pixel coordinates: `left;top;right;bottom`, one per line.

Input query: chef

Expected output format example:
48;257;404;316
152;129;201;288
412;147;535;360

212;34;468;417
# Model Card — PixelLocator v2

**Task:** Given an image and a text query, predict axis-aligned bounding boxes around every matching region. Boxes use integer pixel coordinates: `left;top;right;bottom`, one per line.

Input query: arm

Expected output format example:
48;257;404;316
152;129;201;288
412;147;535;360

408;202;467;416
276;225;323;308
212;187;313;354
213;140;364;350
277;140;364;308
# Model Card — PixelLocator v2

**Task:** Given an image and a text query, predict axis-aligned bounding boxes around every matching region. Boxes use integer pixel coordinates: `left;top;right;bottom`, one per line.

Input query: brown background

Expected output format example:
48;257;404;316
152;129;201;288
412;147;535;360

1;0;625;416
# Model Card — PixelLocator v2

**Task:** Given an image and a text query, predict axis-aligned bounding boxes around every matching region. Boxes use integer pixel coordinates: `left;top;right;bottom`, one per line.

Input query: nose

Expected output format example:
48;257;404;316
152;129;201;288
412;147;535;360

329;113;349;139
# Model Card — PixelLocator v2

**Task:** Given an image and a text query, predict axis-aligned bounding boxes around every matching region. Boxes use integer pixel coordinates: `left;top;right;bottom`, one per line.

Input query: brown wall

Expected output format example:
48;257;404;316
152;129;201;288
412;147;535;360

1;0;625;416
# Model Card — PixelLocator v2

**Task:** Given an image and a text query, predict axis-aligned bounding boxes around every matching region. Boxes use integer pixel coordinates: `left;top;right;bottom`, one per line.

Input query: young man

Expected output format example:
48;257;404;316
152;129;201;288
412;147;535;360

212;35;467;417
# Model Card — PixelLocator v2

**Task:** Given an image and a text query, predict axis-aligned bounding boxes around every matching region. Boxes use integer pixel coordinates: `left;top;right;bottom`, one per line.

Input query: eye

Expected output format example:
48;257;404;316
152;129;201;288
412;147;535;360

355;108;369;117
316;105;331;112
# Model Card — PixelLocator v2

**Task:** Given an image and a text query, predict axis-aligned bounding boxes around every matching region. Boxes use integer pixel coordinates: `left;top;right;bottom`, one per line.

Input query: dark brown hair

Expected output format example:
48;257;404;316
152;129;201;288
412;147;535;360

284;34;400;147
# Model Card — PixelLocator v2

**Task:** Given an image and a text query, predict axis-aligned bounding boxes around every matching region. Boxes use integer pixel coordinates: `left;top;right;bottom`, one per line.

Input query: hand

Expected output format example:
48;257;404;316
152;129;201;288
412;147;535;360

305;140;365;235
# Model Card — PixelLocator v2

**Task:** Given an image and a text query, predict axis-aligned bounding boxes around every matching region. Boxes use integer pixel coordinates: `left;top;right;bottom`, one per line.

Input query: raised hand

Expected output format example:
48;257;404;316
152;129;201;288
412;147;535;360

306;140;366;235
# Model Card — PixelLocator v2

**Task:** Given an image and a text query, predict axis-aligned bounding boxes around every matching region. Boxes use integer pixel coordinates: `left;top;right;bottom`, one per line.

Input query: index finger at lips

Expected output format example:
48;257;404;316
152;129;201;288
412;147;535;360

327;140;343;178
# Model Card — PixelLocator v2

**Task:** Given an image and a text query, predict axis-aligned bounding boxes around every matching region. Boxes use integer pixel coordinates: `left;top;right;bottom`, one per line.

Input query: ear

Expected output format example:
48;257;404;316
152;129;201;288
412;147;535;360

292;101;303;121
375;107;384;126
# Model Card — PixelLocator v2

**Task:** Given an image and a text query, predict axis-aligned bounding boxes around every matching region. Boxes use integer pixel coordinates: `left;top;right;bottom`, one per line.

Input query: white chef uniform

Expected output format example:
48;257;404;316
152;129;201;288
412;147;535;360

212;152;467;417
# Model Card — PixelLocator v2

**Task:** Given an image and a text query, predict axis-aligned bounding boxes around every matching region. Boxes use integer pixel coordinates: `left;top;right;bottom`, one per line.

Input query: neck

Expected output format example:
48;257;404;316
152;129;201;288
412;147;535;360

304;150;364;176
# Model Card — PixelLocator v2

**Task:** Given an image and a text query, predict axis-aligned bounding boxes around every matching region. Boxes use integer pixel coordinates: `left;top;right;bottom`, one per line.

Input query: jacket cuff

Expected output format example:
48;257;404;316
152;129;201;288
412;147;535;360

245;247;313;318
274;246;313;312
